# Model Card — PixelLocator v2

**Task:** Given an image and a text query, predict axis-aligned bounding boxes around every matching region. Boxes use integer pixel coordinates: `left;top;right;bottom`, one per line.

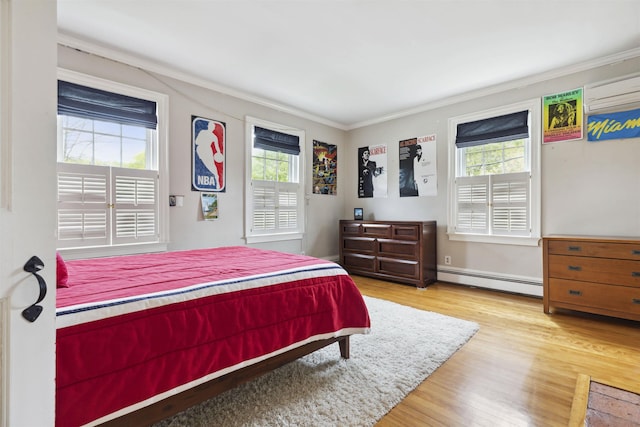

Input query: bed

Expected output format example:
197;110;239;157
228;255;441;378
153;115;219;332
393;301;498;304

55;246;371;427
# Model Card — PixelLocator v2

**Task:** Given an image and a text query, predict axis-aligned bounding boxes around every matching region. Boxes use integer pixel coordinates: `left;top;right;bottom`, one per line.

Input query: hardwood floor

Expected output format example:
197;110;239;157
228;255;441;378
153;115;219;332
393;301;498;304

351;276;640;427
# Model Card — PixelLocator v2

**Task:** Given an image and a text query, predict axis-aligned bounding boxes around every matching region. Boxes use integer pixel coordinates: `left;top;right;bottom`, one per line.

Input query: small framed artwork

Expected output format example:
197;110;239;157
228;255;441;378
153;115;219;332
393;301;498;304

201;193;218;220
354;208;363;220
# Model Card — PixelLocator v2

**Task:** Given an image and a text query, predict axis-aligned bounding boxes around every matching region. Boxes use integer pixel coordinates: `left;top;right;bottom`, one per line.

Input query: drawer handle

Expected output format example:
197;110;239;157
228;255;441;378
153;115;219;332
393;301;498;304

567;246;582;252
568;290;582;296
567;265;582;271
633;272;640;277
633;250;640;256
633;299;640;305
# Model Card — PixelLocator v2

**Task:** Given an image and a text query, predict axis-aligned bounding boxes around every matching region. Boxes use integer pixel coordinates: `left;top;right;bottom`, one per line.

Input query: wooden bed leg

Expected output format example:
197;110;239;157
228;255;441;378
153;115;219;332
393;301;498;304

339;336;350;359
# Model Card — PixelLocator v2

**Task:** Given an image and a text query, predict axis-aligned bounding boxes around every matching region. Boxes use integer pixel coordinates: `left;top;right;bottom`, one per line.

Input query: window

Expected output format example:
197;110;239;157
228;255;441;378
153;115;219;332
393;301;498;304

245;117;305;243
56;70;168;254
447;99;540;245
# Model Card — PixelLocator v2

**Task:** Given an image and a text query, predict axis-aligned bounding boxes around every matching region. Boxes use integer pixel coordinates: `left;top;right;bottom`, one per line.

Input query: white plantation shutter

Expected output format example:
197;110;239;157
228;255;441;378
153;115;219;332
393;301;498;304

56;163;158;248
454;172;530;236
455;176;489;233
112;167;158;244
252;181;298;233
277;186;298;229
57;163;110;247
491;172;530;235
252;182;276;231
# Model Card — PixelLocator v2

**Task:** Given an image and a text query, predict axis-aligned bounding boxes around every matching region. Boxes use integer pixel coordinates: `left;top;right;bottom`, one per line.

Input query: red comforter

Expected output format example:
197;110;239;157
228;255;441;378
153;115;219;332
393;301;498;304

56;246;370;426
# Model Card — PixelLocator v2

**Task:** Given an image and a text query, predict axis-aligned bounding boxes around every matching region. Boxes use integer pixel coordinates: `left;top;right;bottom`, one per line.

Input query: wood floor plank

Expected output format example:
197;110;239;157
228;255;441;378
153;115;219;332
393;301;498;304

351;276;640;427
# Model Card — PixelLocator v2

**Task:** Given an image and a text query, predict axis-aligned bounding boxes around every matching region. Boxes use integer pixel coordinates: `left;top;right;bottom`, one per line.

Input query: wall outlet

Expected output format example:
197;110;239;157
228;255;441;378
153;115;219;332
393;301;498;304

444;255;451;265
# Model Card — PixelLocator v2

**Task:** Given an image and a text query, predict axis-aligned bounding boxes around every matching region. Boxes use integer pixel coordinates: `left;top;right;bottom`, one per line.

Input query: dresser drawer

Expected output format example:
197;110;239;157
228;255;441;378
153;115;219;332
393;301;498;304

361;224;391;238
549;278;640;315
342;237;375;254
341;222;361;235
342;253;375;271
547;254;640;287
377;239;419;259
547;240;640;260
390;224;420;241
377;257;420;280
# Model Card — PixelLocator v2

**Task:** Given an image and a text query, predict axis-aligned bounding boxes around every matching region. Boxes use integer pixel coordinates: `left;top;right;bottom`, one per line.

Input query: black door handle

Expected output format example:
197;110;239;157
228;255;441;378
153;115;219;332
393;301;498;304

22;256;47;323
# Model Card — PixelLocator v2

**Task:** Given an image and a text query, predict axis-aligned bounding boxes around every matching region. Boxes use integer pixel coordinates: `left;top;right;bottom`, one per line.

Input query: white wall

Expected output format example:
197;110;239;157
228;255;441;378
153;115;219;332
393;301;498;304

345;55;640;295
58;43;640;295
57;45;347;259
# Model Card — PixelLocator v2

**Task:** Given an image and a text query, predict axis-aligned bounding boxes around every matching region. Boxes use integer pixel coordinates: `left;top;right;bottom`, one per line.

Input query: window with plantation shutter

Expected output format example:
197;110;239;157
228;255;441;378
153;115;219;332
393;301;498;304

56;70;167;254
448;99;540;246
245;117;305;243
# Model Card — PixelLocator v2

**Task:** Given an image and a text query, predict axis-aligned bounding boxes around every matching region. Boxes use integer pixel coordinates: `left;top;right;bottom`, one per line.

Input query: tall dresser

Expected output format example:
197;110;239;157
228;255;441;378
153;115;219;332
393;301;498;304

339;220;436;288
543;235;640;321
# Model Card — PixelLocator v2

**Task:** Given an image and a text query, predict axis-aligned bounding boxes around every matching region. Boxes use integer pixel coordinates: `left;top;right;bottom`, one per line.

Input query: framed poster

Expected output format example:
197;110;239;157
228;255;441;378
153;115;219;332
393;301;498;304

543;88;583;143
398;135;438;197
192;116;226;191
312;140;337;195
200;193;218;220
358;144;387;198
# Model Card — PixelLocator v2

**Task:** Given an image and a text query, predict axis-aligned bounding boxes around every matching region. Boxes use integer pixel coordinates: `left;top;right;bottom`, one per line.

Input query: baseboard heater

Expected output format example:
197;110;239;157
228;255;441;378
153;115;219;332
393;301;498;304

437;265;542;297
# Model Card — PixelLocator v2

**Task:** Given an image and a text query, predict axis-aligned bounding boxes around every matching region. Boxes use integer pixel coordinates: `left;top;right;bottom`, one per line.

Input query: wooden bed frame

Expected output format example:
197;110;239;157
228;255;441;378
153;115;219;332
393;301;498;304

100;336;350;426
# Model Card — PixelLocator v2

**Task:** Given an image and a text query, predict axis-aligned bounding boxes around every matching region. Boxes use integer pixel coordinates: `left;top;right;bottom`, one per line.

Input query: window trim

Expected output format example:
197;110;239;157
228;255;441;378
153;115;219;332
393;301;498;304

244;116;305;244
447;99;541;246
56;69;169;257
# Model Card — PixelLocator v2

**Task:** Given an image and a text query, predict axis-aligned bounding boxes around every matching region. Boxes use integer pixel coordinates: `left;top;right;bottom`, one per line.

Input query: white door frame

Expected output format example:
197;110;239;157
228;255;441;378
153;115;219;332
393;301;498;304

0;1;57;426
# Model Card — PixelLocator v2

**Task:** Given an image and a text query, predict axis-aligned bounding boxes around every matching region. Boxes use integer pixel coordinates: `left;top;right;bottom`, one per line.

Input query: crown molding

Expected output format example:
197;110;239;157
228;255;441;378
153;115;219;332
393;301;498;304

58;32;640;132
347;47;640;130
57;32;349;131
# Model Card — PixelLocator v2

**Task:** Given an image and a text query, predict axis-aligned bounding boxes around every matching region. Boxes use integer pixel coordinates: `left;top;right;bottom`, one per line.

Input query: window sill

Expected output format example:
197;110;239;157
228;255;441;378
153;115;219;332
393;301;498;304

245;232;304;244
447;232;541;247
58;242;168;260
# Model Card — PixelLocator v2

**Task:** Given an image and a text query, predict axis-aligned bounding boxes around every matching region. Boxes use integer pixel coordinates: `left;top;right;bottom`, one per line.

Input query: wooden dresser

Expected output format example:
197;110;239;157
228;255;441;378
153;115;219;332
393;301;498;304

543;236;640;321
339;220;436;288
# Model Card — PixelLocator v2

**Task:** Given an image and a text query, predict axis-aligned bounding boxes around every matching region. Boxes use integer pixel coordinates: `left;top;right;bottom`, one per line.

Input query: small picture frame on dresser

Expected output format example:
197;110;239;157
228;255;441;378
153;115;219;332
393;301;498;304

354;208;363;220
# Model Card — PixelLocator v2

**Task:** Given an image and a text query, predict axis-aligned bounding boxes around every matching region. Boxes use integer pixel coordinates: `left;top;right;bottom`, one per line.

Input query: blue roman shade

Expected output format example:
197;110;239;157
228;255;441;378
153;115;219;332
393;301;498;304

254;126;300;155
455;111;529;148
58;80;158;129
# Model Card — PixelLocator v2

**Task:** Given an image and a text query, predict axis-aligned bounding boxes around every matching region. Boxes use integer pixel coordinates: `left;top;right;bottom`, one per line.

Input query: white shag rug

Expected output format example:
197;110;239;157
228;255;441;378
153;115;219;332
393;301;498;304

155;295;479;427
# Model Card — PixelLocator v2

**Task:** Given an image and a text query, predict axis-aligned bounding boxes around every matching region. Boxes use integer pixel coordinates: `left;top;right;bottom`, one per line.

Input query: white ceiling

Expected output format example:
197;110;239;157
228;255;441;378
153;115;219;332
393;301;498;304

57;0;640;129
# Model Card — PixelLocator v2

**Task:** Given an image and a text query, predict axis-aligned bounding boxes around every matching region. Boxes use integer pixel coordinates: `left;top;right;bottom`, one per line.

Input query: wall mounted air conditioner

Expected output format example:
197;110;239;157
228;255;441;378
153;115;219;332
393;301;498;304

584;73;640;114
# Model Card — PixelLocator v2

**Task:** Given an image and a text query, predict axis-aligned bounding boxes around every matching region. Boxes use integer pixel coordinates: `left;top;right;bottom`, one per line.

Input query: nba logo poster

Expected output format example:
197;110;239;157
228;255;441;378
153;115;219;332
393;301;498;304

192;116;226;192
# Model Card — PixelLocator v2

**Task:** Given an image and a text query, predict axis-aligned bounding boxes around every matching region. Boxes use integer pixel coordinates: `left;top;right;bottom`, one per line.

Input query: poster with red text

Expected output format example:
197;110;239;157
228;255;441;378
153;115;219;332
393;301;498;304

358;144;387;198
